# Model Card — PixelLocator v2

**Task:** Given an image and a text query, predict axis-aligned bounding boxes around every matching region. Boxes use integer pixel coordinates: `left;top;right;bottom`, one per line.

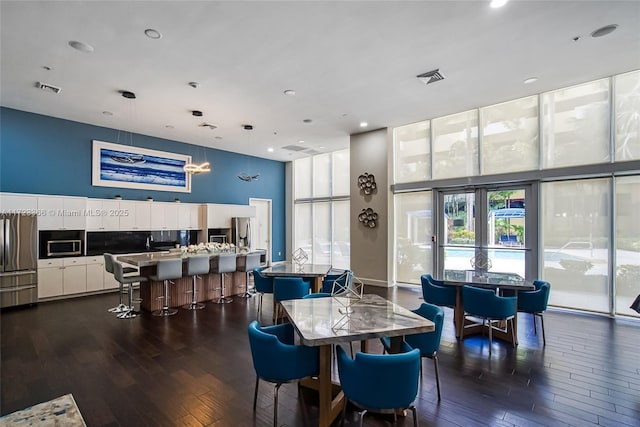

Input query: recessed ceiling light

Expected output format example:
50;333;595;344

188;81;199;88
523;77;538;84
490;0;509;8
102;111;113;116
572;36;582;42
284;89;296;96
215;136;222;140
121;90;136;99
303;119;313;123
591;24;618;38
298;140;305;144
165;124;174;129
192;110;203;117
68;40;94;53
144;28;162;39
267;147;274;153
360;122;368;128
42;66;52;71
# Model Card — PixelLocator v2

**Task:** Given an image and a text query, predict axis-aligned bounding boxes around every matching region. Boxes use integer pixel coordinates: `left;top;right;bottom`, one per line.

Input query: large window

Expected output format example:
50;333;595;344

541;179;610;313
541;78;611;168
391;69;639;317
293;149;350;269
394;191;432;284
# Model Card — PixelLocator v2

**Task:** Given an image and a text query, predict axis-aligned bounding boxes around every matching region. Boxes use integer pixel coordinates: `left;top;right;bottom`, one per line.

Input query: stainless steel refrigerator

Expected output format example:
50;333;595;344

1;214;38;308
231;217;252;252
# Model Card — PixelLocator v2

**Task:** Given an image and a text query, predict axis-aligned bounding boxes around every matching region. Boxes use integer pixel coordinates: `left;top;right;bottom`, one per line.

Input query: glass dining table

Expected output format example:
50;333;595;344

442;270;535;344
280;294;434;427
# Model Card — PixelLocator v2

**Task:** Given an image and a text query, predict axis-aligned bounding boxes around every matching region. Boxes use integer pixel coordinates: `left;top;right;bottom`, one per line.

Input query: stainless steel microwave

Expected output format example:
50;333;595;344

209;235;227;244
46;240;82;257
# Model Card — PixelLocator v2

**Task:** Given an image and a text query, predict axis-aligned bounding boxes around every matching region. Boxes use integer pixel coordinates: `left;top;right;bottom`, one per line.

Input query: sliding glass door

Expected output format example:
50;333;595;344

437;185;536;280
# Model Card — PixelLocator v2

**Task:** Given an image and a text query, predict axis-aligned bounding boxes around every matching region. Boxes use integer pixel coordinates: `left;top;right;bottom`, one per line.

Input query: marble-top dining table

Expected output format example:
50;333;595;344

280;294;434;427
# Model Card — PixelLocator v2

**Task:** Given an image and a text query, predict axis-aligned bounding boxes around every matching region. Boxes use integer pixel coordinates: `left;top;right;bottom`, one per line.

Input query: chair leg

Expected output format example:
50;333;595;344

510;318;516;348
239;272;253;298
532;312;538;335
432;354;441;401
183;275;205;310
256;293;263;320
409;406;418;427
358;409;368;427
253;376;259;410
341;396;348;427
540;313;546;345
152;280;178;316
117;282;138;319
273;383;282;427
488;319;493;356
108;280;129;313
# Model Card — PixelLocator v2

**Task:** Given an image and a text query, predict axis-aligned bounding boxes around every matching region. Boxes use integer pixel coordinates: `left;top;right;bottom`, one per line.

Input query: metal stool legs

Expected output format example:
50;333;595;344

108;280;129;313
153;279;179;316
213;273;233;304
239;271;253;298
117;282;140;319
183;275;206;310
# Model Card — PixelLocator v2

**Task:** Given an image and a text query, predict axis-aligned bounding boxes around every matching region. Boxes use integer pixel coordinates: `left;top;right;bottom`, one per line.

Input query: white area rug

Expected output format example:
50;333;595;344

0;394;86;427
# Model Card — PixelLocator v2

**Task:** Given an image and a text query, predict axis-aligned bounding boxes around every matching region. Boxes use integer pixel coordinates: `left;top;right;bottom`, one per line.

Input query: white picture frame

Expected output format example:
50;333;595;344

92;140;191;193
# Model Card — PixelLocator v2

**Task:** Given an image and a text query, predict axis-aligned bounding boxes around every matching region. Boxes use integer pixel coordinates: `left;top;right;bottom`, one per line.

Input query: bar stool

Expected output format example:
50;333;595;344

183;255;210;310
104;253;138;313
212;254;236;304
113;261;147;319
236;252;262;298
149;258;183;316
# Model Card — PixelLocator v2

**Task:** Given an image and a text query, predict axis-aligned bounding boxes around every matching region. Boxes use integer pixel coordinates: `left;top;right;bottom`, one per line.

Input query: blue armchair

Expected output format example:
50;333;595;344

253;267;274;321
517;280;551;345
337;345;421;427
273;277;310;323
420;274;456;308
248;321;319;426
380;303;445;400
461;285;517;356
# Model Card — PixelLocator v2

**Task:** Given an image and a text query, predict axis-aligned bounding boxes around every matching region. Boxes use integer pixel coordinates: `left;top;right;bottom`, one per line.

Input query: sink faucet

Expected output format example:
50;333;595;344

146;234;153;251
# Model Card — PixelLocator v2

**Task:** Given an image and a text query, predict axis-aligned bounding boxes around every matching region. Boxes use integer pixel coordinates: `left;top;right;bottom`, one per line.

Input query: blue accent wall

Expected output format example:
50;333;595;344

0;107;286;261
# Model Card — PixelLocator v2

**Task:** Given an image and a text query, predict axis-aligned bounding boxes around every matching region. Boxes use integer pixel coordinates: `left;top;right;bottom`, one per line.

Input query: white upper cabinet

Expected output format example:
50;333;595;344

205;203;256;229
119;200;151;231
37;196;86;230
0;193;38;213
178;203;201;230
150;202;179;230
86;199;120;231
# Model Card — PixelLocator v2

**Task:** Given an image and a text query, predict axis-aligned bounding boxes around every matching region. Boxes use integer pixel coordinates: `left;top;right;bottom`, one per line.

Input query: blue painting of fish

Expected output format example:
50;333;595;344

100;148;187;188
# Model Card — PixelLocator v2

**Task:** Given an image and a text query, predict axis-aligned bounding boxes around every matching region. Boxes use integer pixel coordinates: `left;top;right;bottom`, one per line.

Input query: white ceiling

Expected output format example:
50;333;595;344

1;1;639;162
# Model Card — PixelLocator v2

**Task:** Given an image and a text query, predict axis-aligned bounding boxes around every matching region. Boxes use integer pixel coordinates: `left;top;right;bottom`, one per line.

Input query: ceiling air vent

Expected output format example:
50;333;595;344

282;145;307;152
416;69;444;85
35;81;62;94
199;123;217;130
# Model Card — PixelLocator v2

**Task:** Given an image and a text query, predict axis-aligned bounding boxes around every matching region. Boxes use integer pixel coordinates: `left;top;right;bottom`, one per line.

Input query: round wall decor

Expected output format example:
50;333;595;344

358;208;378;228
357;173;377;195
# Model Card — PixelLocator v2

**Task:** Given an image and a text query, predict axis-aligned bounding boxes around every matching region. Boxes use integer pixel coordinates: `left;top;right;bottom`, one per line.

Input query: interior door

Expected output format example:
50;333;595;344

249;198;272;265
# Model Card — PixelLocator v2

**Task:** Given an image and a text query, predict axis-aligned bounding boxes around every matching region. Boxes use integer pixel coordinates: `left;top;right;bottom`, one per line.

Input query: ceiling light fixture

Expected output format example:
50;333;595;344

267;147;274;153
360;122;368;128
490;0;509;8
102;111;113;116
68;40;94;53
591;24;618;38
192;110;203;117
184;110;211;175
303;119;313;123
284;89;296;96
238;125;259;182
523;77;538;84
144;29;162;39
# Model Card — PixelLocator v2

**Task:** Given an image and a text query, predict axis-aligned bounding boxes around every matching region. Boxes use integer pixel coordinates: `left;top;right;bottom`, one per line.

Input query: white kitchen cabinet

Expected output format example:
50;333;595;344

37;259;64;298
62;257;87;295
86;199;120;231
205;203;256;229
150;202;179;230
86;256;105;292
37;196;86;230
103;269;119;290
119;201;151;231
178;203;200;230
0;193;38;213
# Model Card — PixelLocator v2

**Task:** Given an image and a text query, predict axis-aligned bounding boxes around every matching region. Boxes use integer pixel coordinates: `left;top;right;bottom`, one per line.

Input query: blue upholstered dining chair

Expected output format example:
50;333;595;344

381;302;445;401
337;345;421;427
248;321;319;427
321;269;351;293
461;285;517;356
273;277;310;323
517;280;551;345
252;267;274;321
420;274;457;308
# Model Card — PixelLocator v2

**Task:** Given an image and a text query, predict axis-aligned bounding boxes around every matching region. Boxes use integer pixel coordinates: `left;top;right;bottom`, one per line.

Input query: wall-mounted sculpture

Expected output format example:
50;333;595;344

357;173;377;195
358;208;378;228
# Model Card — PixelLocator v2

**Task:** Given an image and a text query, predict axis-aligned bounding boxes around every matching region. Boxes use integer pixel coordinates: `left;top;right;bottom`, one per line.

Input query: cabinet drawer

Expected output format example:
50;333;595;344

63;257;87;267
38;258;64;268
85;256;104;265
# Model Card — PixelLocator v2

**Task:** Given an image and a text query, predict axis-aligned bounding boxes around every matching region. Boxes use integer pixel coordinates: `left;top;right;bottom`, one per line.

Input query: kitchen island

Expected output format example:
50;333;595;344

118;251;261;312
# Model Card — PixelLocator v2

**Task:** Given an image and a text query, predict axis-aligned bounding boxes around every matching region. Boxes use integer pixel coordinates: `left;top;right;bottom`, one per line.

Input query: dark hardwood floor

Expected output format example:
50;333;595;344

2;285;639;427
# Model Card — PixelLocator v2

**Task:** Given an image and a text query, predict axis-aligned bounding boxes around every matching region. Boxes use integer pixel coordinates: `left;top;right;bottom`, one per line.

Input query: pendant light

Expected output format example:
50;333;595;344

183;109;211;175
237;124;259;182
